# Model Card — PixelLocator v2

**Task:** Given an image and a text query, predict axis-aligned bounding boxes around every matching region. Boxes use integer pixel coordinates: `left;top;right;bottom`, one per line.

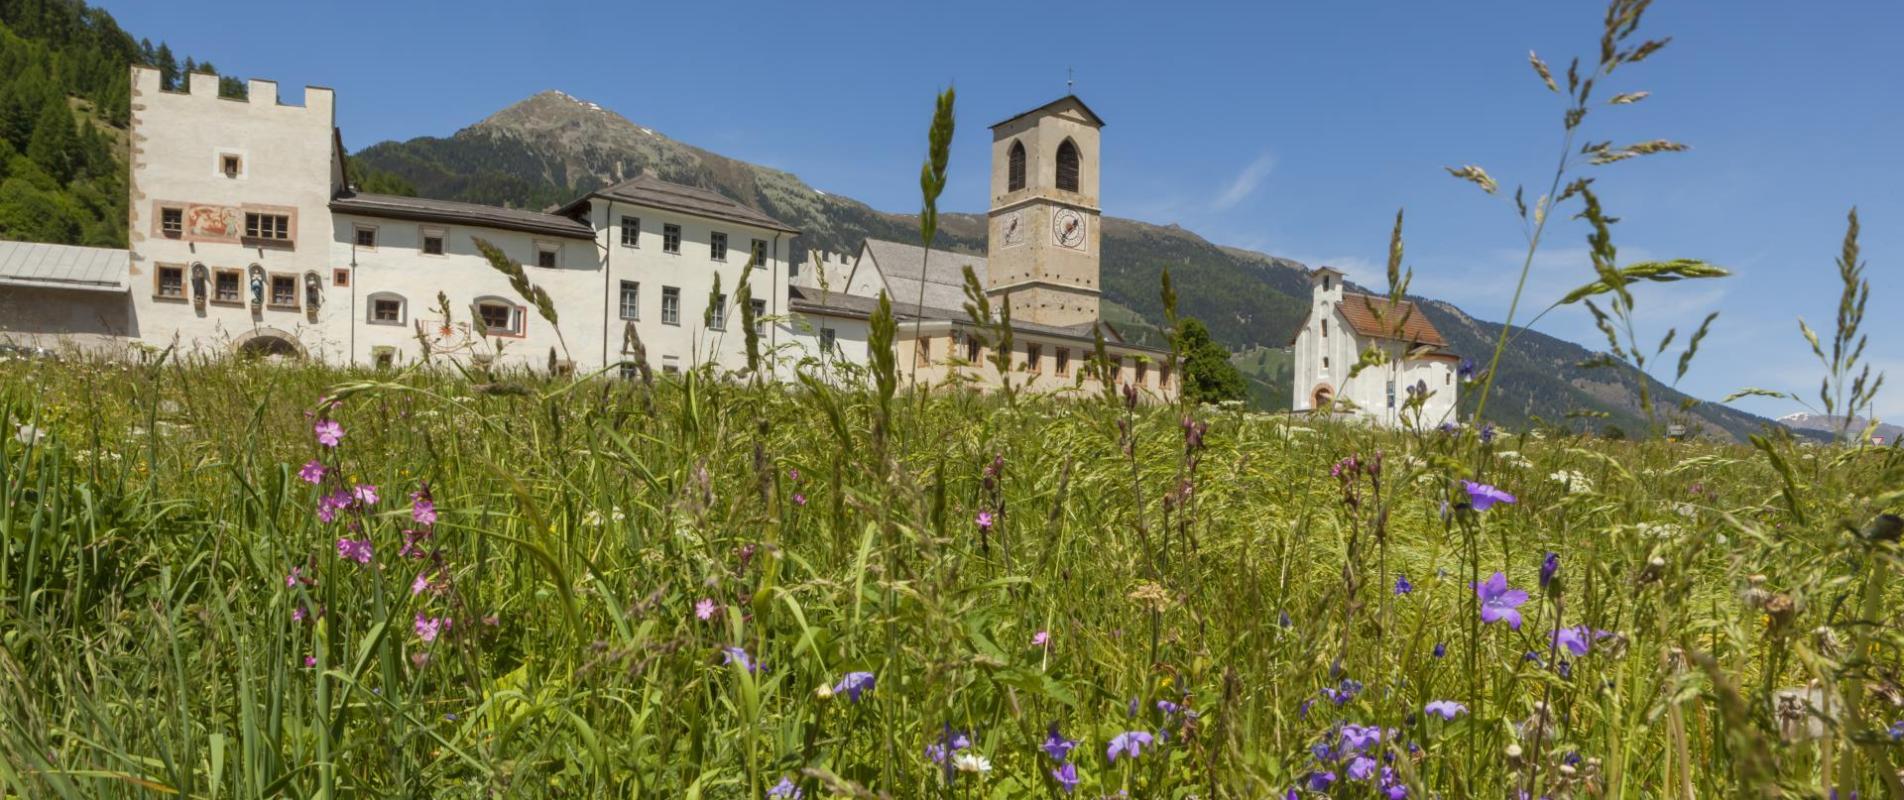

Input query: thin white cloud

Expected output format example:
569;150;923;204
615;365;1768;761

1211;152;1276;211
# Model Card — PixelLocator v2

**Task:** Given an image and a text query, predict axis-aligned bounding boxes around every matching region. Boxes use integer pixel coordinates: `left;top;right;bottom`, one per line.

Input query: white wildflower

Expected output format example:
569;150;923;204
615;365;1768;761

952;752;992;774
1547;469;1593;493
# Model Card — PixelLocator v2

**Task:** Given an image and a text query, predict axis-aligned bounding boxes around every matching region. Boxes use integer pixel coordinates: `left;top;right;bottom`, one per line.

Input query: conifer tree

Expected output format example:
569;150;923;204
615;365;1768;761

154;42;177;90
26;97;77;183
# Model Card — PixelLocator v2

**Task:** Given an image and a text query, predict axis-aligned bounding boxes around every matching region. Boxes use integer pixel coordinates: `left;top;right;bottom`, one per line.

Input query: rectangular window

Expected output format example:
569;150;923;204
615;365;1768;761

662;364;680;375
1136;359;1149;386
213;269;240;302
244;213;290;241
221;154;241;177
618;362;638;380
332;268;351;287
1323;356;1330;370
819;327;837;353
965;335;981;363
750;298;767;329
354;226;377;248
477;302;517;333
661;286;680;325
1025;343;1042;372
1104;357;1121;383
663;224;681;254
620;216;640;247
709;232;728;262
536;243;558;268
1387;379;1397;408
372;298;403;323
421;229;445;255
373;347;396;370
709;293;728;329
750;238;767;267
1160;364;1172;388
161;207;183;236
619;280;640;320
156;265;184;298
269;274;297;308
1055;347;1070;375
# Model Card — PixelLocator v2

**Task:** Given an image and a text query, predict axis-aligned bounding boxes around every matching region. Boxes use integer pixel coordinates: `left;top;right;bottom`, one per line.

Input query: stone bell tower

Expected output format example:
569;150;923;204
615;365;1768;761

985;95;1104;327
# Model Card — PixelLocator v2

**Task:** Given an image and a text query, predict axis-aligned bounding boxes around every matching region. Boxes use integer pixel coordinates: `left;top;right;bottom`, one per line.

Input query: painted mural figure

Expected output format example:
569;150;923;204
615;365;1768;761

249;272;265;307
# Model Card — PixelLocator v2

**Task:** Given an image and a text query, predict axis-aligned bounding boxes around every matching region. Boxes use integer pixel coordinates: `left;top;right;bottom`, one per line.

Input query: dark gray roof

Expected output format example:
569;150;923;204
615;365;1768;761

0;240;127;292
788;285;1160;353
991;94;1106;130
330;192;595;240
564;174;799;234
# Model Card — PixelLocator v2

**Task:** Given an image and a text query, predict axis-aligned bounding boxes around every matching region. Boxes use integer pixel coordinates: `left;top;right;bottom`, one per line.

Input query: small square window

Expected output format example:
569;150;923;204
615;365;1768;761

372;298;404;323
709;232;728;262
422;230;445;255
332;268;350;287
156;265;184;298
161;207;183;237
221;154;241;177
620;216;640;247
214;270;240;302
661;286;680;325
663;224;681;254
355;227;377;248
536;244;558;269
269;275;298;308
476;302;518;334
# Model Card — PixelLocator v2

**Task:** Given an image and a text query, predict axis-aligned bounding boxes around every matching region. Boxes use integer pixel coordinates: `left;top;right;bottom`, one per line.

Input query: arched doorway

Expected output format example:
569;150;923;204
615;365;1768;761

232;328;305;360
1311;383;1335;410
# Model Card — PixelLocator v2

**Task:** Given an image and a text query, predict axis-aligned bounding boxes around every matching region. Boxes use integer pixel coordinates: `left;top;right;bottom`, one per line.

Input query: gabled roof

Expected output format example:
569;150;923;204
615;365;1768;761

1336;292;1448;348
564;174;799;234
990;94;1105;130
0;240;128;292
330;192;596;240
861;239;987;313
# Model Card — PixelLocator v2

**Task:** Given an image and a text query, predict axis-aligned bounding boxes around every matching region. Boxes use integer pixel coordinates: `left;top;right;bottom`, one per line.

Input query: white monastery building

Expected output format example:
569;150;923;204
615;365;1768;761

0;67;1176;401
1290;266;1459;426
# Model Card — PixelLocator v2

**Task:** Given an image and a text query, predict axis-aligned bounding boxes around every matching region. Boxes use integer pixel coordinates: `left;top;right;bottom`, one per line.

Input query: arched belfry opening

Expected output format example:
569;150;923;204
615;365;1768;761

1055;139;1080;192
1007;140;1026;192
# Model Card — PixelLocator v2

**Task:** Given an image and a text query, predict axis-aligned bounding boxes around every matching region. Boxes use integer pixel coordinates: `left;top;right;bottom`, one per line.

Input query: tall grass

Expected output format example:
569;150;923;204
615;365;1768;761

0;349;1898;798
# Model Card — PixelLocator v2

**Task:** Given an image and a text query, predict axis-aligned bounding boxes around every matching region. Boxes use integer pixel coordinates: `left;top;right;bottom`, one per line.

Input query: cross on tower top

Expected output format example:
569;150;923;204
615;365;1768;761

1066;66;1075;94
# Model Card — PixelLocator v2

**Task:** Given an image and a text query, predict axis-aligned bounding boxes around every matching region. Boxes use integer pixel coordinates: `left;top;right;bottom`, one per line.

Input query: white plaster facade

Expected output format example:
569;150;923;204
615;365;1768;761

1290;267;1458;427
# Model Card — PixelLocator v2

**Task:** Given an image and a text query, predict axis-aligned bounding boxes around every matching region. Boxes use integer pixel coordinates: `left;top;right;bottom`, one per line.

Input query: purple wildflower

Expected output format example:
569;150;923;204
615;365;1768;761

1394;574;1413;595
1424;700;1468;720
1050;762;1078;794
1480;423;1496;443
722;646;757;674
1458;359;1476;380
832;671;875;702
1462;480;1516;511
976;510;994;531
298;459;327;484
411;490;437;525
411;572;432;595
352;484;379;506
767;777;802;799
1474;572;1529;629
336;537;372;564
1305;770;1338;792
1339;724;1382;753
414;613;445;643
792;492;806;506
1042;724;1077;762
1432;642;1447;658
1539;552;1559;590
1552;626;1610;656
1106;730;1153;762
314;419;343;447
925;727;971;765
1348;756;1378;781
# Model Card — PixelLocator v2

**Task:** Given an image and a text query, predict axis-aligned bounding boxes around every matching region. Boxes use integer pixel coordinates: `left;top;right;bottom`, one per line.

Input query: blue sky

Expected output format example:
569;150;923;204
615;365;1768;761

102;1;1902;421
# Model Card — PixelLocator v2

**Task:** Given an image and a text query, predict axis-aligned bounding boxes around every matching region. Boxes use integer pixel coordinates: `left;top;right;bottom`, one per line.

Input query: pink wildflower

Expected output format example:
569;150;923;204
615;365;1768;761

305;656;317;667
1033;630;1050;647
292;606;306;622
336;537;373;564
314;419;343;448
976;510;994;531
792;492;807;506
411;490;437;525
411;572;432;595
352;484;379;506
696;598;717;620
414;613;446;643
298;459;327;484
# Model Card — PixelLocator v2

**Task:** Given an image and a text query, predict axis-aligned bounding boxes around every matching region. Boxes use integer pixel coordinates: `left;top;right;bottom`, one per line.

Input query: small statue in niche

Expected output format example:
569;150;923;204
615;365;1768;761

190;264;208;310
249;270;265;307
303;272;322;311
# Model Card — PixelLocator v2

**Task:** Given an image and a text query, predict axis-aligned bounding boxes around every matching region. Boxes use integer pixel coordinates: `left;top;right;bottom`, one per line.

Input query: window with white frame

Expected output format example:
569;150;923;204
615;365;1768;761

354;226;377;248
709;232;728;262
473;298;523;336
367;293;407;325
155;265;184;298
750;238;767;267
536;242;559;268
663;224;681;254
709;293;728;329
619;280;640;320
661;286;680;325
421;228;445;255
268;274;298;308
620;215;640;247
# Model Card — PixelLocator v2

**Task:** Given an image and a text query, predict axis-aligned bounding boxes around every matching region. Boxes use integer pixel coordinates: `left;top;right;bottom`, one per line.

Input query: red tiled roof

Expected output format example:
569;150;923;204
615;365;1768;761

1337;292;1448;348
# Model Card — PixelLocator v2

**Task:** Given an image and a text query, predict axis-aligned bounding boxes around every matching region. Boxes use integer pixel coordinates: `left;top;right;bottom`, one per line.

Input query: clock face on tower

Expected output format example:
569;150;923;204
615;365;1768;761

999;210;1027;249
1052;207;1087;250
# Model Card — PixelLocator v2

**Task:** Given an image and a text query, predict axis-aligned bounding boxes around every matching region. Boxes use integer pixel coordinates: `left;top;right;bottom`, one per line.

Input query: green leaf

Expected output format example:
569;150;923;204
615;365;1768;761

1557;259;1730;305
